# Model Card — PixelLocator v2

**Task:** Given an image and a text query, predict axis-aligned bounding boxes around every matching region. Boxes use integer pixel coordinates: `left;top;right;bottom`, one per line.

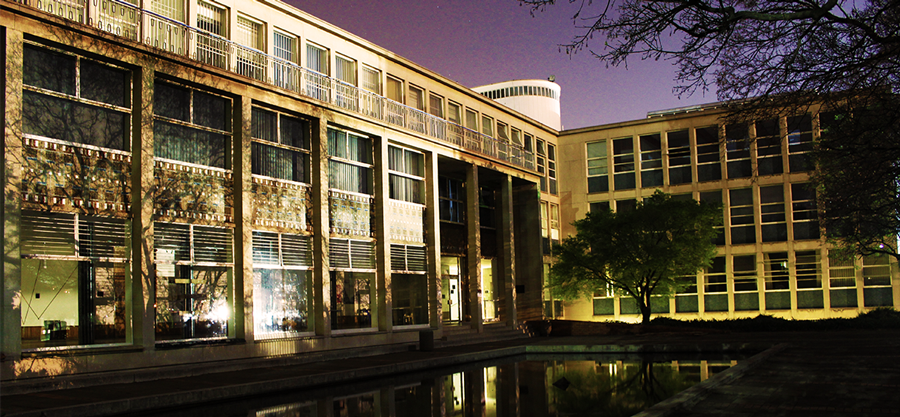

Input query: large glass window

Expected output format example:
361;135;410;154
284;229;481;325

667;130;691;185
700;190;725;245
439;177;465;224
791;183;819;240
696;126;721;182
613;137;635;190
331;271;373;330
547;144;558;195
392;272;428;326
196;1;225;35
252;231;312;337
236;16;265;80
19;212;130;350
154;222;233;341
729;188;755;244
327;128;373;195
273;31;298;89
760;185;787;242
536;139;547;192
763;251;790;310
23;44;130;151
639;134;663;187
796;250;822;289
788;115;813;172
251;107;310;183
862;254;893;307
755;118;783;176
733;254;759;311
586;141;609;193
153;81;231;169
726;123;752;179
388;146;425;203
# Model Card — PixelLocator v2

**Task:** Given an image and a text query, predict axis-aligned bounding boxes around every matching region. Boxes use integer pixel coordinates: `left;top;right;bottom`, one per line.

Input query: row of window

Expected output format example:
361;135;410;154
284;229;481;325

592;250;894;314
590;184;819;245
480;85;559;101
586;118;814;193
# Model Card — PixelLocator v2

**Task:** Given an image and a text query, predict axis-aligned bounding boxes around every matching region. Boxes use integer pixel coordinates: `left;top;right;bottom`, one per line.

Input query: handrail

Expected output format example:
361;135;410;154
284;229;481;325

15;0;537;172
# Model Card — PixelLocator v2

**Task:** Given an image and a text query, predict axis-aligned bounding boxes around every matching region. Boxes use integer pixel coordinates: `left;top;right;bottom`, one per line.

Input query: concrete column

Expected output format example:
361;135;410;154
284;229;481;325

2;27;24;358
498;175;516;326
133;62;155;348
374;135;390;332
311;117;331;337
424;151;441;330
466;165;482;331
234;95;252;341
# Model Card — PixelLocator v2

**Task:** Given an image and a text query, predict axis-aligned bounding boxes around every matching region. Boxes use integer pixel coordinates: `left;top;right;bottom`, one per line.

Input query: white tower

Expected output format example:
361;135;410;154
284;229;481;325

473;79;562;131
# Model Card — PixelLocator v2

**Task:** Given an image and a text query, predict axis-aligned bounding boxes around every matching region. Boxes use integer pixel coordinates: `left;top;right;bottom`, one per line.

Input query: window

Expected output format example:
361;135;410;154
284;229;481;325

481;115;494;137
755;118;783;176
408;85;425;111
729;188;755;244
700;191;725;245
796;251;822;289
465;109;479;131
613;137;635;190
330;271;374;330
616;199;636;212
306;43;328;74
386;76;403;103
510;128;522;146
547;144;558;195
863;255;892;286
829;254;856;288
19;212;130;349
667;130;691;185
392;273;428;325
439;177;465;224
696;126;721;182
150;0;184;21
704;257;727;293
760;185;787;242
335;55;357;85
154;222;233;341
236;16;265;80
764;252;789;290
726;123;752;179
639;134;663;188
361;66;382;94
791;183;819;240
327;128;373;195
428;93;444;118
495;122;510;143
549;203;560;244
540;201;549;254
196;1;225;35
153;81;231;169
788;115;813;172
22;44;130;151
388;146;425;203
733;255;758;292
273;31;298;89
523;133;534;153
251;107;310;183
536;139;547;192
252;231;312;337
586;141;609;193
447;101;461;124
590;201;610;212
479;188;497;230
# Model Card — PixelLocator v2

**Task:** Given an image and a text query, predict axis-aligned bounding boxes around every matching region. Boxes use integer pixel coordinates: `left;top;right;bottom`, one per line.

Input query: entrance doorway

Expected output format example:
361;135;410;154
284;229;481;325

441;256;464;322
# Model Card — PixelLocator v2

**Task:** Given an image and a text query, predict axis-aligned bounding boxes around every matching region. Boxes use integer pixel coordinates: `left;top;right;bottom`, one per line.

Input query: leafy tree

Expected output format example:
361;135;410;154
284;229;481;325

521;0;900;260
549;191;721;324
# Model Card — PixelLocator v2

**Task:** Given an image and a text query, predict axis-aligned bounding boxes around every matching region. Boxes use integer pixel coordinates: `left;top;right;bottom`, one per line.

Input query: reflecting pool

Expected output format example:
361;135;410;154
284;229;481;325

133;353;742;417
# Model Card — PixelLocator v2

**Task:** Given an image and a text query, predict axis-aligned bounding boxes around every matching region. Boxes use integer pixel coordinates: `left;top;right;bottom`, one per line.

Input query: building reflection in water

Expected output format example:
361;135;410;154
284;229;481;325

219;356;739;417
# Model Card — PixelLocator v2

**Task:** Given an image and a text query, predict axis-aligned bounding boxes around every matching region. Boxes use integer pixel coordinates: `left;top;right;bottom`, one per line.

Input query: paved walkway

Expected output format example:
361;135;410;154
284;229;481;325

2;329;899;416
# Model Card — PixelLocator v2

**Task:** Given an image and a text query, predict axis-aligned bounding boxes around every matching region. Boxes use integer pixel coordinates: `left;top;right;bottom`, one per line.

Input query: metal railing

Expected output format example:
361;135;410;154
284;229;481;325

15;0;537;171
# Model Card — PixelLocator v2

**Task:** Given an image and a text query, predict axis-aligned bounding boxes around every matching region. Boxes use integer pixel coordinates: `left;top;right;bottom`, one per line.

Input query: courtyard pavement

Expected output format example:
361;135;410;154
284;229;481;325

1;328;899;416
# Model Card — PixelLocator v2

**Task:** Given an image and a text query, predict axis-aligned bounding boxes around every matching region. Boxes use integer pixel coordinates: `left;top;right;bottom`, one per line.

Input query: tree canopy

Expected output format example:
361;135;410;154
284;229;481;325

548;192;722;324
522;0;900;261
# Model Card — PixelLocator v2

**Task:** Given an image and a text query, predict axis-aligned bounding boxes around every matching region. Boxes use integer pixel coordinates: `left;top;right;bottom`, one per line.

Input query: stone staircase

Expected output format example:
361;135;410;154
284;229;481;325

436;322;530;348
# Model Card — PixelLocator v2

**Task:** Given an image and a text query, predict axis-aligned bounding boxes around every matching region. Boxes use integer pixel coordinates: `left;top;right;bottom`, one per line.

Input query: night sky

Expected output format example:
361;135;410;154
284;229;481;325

286;0;716;129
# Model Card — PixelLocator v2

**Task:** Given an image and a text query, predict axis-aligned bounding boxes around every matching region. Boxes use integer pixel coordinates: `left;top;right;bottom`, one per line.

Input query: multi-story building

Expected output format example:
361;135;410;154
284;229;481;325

558;103;900;322
1;0;558;381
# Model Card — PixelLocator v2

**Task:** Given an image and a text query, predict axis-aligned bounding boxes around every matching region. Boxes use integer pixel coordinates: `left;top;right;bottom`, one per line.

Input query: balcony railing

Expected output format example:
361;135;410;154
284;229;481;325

15;0;537;171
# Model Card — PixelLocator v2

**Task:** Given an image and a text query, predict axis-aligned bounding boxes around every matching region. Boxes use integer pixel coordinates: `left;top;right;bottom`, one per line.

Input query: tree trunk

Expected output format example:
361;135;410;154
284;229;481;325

639;302;652;325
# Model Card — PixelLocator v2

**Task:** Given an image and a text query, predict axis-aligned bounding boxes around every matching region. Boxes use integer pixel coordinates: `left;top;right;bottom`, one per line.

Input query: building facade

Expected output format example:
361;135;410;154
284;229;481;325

1;0;556;381
557;104;900;322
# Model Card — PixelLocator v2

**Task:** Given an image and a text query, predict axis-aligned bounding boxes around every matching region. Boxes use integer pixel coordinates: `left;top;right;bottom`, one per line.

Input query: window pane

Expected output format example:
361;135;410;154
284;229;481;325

23;45;76;95
81;60;128;107
193;91;230;131
154;82;190;122
23;91;128;150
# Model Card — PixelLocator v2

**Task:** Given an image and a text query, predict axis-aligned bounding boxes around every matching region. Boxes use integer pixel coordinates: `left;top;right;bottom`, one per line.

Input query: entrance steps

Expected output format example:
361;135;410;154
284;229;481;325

437;322;530;348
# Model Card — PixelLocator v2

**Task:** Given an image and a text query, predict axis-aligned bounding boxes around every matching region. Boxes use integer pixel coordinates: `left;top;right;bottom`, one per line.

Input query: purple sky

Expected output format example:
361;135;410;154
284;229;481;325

287;0;716;129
